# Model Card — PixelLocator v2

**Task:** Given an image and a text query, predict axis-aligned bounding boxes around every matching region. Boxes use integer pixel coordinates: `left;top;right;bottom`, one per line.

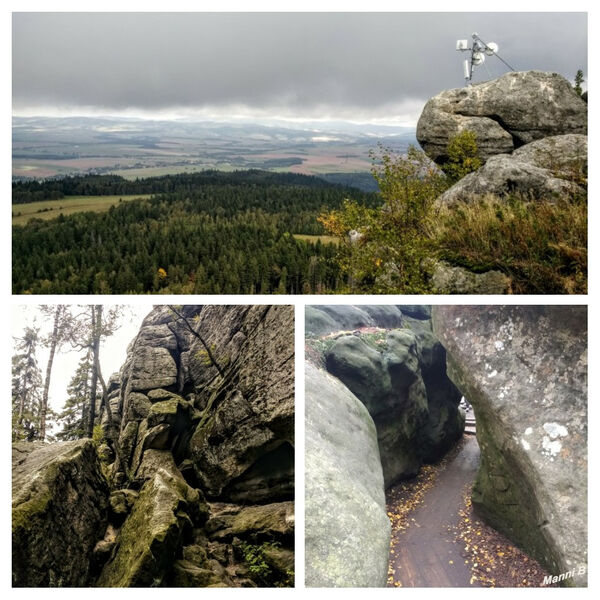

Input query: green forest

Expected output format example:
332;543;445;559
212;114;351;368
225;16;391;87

13;171;379;294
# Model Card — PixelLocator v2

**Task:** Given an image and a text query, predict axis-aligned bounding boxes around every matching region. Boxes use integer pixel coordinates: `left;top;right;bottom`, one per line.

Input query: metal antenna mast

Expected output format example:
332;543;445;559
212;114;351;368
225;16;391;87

456;33;515;85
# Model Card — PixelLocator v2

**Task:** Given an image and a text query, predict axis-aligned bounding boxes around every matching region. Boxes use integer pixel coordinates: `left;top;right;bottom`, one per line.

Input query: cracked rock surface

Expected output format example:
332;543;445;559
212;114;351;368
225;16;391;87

433;305;587;586
13;305;295;588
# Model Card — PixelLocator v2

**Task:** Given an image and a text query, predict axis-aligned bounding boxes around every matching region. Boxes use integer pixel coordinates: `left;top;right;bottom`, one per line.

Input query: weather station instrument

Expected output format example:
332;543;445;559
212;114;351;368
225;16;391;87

456;33;515;85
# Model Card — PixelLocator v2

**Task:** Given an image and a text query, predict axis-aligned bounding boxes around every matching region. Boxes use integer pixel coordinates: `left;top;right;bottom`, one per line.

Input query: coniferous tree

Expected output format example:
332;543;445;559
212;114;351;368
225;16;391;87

574;69;584;96
56;348;96;441
12;327;43;441
12;172;377;294
68;305;123;438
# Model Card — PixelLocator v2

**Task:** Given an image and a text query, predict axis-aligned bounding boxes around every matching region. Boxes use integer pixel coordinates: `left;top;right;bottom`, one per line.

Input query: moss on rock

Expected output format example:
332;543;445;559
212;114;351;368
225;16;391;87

97;468;198;587
12;440;109;587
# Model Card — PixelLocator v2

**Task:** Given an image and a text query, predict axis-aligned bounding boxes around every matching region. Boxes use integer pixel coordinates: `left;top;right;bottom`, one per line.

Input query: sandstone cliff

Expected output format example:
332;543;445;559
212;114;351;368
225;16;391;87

12;305;295;588
307;305;463;488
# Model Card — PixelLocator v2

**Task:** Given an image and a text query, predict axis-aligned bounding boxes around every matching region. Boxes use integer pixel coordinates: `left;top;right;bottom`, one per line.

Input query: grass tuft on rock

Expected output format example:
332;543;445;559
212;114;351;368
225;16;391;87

432;195;587;294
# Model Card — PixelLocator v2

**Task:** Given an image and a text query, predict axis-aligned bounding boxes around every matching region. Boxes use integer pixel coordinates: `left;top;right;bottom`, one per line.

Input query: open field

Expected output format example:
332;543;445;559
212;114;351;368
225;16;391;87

293;233;340;246
13;116;415;180
12;194;152;225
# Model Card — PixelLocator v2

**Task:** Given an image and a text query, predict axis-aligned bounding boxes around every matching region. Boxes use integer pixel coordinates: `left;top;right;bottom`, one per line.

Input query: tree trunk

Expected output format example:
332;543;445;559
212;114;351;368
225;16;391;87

18;361;32;427
18;373;26;425
82;350;91;437
94;347;127;478
40;307;61;440
86;307;100;438
118;332;140;434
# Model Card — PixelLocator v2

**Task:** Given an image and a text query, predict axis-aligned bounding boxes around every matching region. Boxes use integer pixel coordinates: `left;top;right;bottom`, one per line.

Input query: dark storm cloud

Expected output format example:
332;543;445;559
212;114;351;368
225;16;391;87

12;12;587;121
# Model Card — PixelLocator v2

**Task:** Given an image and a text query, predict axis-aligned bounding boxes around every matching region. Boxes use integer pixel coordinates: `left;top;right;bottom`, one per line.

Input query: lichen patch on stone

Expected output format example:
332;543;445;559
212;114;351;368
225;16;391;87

543;422;568;439
542;436;562;457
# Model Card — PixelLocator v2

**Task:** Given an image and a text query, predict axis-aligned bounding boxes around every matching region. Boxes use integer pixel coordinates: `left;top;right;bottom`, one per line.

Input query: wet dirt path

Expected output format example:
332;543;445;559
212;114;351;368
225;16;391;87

387;435;481;587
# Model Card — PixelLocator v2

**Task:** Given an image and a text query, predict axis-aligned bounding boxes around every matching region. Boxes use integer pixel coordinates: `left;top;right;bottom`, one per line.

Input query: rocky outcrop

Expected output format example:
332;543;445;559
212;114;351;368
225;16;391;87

511;133;588;175
305;362;390;587
306;306;463;487
305;305;402;337
433;306;587;586
186;306;294;503
437;134;587;205
97;466;206;587
12;440;109;587
14;305;295;588
305;305;423;337
99;305;295;587
417;71;587;165
323;328;463;486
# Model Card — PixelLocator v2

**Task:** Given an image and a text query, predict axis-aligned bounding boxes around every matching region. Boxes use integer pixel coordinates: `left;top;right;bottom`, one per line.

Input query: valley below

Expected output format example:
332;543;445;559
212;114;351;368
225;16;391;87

13;116;414;187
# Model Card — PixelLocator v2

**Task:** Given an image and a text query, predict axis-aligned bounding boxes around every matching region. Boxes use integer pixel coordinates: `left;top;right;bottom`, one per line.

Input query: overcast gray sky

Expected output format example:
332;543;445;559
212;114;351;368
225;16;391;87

13;12;587;125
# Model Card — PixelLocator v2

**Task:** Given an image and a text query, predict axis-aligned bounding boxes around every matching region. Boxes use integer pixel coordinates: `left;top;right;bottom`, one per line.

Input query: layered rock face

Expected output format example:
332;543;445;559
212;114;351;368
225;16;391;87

13;305;295;588
100;305;295;587
433;306;587;586
417;71;587;164
306;305;463;487
12;440;109;586
305;363;390;587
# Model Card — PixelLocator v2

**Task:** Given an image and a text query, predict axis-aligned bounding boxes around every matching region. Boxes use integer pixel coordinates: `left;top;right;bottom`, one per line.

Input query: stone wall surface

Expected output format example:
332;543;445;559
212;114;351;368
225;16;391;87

433;305;587;586
305;362;390;587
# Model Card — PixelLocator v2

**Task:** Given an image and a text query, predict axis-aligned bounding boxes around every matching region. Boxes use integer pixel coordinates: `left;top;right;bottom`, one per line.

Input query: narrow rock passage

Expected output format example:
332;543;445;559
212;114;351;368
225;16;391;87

387;435;481;587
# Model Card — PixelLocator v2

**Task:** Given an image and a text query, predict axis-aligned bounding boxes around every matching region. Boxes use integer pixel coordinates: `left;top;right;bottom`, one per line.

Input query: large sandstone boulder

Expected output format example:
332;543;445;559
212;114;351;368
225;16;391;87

417;71;587;164
12;440;109;586
431;261;511;294
305;363;390;587
323;327;463;486
437;134;587;205
512;133;588;175
433;306;587;586
305;305;375;336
